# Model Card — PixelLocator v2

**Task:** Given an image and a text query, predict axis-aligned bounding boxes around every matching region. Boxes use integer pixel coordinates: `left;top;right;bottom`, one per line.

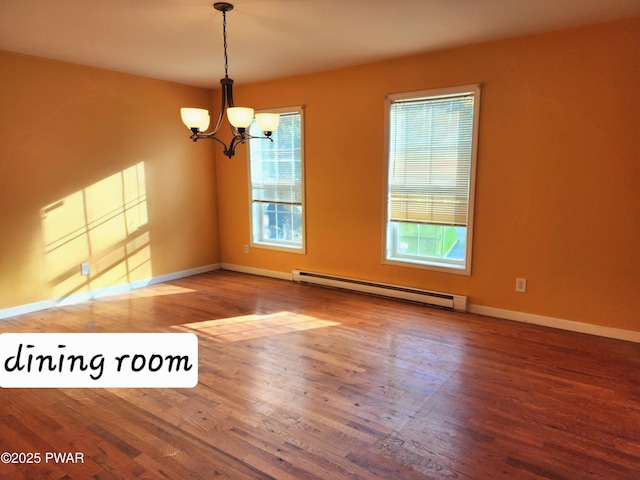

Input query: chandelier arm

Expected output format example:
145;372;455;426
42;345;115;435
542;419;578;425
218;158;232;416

230;131;274;149
189;131;226;146
222;78;242;136
209;78;231;136
228;124;240;137
209;134;231;150
225;80;234;107
196;130;247;158
227;132;249;154
191;127;272;157
249;133;275;142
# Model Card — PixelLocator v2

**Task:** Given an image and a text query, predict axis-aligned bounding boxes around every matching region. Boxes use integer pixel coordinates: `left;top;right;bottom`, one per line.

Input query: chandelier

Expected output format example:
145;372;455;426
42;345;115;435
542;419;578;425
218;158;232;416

180;2;280;158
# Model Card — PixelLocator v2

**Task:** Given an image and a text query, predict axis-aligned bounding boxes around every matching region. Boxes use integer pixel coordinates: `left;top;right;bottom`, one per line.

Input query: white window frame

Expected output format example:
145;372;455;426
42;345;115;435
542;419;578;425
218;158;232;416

383;84;481;275
247;106;305;253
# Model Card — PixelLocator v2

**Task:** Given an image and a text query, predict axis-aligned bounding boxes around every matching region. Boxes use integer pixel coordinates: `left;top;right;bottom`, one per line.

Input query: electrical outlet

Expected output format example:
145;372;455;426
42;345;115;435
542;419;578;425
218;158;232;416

244;244;249;254
515;277;527;293
81;262;90;276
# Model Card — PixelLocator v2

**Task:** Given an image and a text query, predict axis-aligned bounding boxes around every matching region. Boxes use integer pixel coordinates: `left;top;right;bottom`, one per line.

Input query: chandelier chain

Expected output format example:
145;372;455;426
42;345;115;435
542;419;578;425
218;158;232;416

222;9;229;78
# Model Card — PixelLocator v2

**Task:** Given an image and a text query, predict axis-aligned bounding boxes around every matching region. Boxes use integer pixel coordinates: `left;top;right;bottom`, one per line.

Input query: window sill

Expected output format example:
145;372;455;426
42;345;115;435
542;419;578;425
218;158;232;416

383;257;470;276
251;241;306;255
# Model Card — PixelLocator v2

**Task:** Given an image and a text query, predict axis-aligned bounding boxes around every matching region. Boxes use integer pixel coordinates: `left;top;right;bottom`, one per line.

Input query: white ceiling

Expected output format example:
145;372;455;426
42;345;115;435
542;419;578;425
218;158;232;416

1;0;639;88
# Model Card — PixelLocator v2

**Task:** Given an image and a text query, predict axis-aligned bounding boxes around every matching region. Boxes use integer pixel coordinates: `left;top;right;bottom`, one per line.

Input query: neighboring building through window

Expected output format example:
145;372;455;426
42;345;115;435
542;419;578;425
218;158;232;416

248;106;305;252
384;85;480;274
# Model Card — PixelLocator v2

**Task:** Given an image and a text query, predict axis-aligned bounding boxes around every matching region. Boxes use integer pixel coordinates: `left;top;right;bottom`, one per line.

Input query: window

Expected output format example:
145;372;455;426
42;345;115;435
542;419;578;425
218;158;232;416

384;85;480;274
248;106;305;252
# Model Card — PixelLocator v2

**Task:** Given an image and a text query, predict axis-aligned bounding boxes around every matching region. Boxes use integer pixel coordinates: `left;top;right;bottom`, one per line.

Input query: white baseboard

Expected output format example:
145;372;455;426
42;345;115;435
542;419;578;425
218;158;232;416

4;263;638;343
0;263;221;320
469;304;640;343
0;299;56;320
221;265;640;342
221;263;293;281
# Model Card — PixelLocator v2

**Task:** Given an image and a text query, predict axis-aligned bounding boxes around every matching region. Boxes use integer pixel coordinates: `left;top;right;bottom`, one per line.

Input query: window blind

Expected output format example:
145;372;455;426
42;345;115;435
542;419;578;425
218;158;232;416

388;93;475;226
250;112;302;206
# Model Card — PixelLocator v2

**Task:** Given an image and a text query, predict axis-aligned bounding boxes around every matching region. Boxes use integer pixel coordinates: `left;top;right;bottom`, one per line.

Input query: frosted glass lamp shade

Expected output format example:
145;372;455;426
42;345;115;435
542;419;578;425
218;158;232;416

255;113;280;132
198;114;211;132
181;108;210;132
227;107;254;128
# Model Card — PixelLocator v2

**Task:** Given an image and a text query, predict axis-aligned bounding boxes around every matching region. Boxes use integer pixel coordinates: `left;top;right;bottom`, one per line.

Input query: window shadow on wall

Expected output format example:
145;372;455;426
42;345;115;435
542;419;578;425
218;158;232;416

40;162;151;302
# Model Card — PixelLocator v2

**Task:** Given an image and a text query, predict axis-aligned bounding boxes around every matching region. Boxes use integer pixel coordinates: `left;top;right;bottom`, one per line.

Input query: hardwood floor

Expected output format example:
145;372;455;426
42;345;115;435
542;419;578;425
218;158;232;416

1;270;639;479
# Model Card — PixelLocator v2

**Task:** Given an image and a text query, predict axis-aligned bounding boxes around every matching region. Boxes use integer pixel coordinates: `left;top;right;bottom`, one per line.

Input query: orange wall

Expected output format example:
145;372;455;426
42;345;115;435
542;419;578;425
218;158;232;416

217;18;640;332
0;51;220;309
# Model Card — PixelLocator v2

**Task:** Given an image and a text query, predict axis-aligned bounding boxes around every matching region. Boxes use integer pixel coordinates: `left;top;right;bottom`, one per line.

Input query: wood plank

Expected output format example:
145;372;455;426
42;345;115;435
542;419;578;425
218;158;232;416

0;270;639;479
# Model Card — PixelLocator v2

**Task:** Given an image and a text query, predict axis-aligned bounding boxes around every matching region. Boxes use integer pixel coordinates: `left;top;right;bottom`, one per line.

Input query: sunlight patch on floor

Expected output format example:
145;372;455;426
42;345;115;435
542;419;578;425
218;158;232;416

175;311;340;342
124;284;196;298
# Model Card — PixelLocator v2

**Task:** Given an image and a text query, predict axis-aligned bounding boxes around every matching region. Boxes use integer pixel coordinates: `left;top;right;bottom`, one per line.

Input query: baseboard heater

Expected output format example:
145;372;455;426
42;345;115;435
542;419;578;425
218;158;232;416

292;270;467;312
